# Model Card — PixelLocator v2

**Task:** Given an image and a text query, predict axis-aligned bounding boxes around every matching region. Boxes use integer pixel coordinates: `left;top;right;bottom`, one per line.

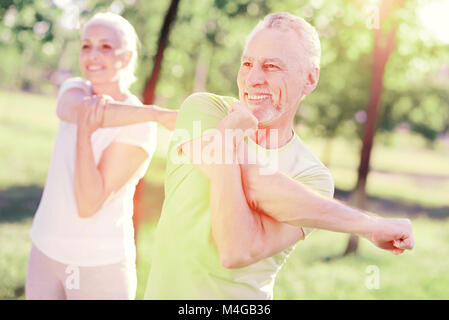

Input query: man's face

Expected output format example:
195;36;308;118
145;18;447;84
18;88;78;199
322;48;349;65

237;27;308;126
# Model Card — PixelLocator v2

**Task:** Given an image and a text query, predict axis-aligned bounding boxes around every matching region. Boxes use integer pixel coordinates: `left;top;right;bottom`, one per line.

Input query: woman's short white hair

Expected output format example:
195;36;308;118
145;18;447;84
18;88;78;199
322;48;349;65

246;12;321;71
82;12;139;90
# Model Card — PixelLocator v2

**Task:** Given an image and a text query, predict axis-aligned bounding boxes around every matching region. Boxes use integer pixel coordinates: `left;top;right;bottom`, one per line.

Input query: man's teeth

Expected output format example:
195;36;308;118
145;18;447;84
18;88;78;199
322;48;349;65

248;94;270;100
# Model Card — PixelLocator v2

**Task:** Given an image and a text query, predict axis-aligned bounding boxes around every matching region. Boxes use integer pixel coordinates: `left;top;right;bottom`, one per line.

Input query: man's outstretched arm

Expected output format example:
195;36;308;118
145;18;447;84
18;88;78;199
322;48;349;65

183;100;413;255
240;159;414;254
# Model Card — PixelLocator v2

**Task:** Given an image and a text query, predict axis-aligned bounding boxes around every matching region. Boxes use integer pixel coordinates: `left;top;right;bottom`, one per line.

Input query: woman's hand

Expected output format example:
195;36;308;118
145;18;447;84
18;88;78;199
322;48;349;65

76;95;110;136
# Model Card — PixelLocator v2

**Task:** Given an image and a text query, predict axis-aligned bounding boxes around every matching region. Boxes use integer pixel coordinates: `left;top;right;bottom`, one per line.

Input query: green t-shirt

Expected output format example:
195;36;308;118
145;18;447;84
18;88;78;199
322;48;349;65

144;92;334;300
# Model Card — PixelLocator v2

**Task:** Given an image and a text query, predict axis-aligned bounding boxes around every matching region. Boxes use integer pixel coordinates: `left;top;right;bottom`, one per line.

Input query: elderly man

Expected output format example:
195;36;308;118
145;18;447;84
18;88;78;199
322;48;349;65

144;12;413;299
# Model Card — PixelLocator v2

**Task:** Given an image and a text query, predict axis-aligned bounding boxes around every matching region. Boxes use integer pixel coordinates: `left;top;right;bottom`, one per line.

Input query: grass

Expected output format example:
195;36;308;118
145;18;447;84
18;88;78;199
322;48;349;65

134;217;449;300
299;130;449;208
1;90;448;300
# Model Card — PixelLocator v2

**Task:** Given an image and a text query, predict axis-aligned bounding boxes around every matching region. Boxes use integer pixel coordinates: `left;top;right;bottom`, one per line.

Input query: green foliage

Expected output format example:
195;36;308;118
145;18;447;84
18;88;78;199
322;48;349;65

0;0;448;141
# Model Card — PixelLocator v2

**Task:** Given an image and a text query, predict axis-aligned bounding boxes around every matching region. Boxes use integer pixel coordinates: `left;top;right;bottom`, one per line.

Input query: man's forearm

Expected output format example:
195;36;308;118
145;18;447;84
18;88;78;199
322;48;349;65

243;166;378;238
209;161;262;267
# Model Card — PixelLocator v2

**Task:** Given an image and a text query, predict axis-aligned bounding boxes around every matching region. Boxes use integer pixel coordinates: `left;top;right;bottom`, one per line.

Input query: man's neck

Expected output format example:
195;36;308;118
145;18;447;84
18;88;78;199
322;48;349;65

252;123;294;149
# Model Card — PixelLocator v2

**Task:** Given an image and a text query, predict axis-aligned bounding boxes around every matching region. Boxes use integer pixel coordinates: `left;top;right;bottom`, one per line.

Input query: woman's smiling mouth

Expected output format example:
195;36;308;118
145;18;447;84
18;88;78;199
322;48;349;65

86;64;105;72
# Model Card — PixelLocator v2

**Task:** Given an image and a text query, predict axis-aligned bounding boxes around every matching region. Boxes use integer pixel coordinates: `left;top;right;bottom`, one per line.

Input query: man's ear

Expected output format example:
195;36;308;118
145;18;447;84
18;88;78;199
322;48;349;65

303;67;320;95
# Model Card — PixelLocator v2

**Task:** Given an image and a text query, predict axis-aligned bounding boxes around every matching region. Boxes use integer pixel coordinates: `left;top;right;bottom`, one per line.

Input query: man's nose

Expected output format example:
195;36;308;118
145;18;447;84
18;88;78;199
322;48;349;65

248;66;266;86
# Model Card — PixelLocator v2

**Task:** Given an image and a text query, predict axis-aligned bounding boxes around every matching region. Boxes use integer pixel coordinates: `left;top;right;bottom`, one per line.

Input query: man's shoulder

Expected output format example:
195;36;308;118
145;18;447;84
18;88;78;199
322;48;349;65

290;134;326;167
180;92;237;114
170;93;237;149
288;135;334;197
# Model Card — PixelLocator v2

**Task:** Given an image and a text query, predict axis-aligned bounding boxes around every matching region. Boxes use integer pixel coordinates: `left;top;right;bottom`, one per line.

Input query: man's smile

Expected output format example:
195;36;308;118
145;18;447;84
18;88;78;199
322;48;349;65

245;92;272;105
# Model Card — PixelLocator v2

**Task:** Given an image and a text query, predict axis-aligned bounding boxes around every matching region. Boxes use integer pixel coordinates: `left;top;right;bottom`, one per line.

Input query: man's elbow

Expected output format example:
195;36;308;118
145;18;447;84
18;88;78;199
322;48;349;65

218;245;262;269
219;253;251;269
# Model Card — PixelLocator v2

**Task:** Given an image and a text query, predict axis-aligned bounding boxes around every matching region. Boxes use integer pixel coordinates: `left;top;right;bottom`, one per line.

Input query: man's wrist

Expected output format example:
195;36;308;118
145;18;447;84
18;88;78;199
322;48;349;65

209;158;240;182
357;214;382;240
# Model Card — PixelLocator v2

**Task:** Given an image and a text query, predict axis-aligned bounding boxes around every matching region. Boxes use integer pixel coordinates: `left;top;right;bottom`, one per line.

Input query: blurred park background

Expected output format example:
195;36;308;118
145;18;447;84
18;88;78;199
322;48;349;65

1;0;449;299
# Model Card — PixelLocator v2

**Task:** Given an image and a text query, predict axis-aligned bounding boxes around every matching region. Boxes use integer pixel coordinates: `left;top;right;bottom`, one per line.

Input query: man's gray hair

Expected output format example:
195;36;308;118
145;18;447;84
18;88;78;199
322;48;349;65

246;12;321;71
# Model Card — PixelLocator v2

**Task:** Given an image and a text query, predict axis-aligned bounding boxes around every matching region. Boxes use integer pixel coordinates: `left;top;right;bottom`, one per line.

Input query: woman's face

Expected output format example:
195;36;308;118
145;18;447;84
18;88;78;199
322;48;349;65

80;23;131;86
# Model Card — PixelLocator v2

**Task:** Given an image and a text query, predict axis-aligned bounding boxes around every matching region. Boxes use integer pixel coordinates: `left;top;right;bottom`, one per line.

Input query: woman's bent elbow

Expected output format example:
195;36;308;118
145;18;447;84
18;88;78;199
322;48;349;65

77;208;95;218
76;202;100;218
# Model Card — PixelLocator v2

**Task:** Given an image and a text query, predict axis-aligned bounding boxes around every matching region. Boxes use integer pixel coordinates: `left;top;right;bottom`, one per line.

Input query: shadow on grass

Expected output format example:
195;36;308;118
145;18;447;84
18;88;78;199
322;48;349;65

334;188;449;219
0;181;166;225
1;184;447;224
319;188;449;263
0;185;42;223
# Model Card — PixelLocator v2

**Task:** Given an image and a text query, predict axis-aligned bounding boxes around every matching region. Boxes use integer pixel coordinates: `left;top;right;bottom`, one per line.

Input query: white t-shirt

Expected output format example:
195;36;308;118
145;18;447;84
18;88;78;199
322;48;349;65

30;77;157;266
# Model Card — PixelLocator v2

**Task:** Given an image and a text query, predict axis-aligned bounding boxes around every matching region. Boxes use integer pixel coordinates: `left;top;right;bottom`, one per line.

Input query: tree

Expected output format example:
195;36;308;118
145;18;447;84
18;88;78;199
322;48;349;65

133;0;181;245
344;0;404;255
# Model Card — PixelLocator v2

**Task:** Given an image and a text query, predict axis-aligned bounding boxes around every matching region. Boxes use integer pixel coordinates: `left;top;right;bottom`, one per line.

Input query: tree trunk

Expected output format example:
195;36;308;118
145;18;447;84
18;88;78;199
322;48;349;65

133;0;181;247
142;0;181;105
343;0;402;256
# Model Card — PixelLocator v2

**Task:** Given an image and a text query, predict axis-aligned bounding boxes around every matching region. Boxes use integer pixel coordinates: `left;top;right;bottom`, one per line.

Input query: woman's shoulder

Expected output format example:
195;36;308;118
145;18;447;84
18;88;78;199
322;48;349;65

58;77;92;98
124;93;143;106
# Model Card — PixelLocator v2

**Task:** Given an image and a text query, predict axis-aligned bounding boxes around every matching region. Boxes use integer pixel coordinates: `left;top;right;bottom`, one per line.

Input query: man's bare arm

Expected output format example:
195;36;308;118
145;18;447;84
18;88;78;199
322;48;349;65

179;109;304;268
209;160;302;269
240;161;414;253
183;100;413;255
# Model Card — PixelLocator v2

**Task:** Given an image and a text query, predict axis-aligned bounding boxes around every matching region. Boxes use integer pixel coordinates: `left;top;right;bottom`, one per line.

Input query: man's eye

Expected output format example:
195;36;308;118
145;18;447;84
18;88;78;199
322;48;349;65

81;44;90;50
265;64;279;69
102;44;112;50
242;62;251;67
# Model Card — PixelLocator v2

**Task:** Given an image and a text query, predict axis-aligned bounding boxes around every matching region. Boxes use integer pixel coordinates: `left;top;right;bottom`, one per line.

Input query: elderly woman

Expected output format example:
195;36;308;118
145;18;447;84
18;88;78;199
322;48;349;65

26;12;176;300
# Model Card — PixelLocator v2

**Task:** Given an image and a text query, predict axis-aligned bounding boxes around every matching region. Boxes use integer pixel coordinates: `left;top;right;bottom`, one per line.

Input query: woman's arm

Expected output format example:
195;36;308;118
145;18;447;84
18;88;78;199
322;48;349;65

56;87;177;130
74;98;149;218
103;102;177;130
